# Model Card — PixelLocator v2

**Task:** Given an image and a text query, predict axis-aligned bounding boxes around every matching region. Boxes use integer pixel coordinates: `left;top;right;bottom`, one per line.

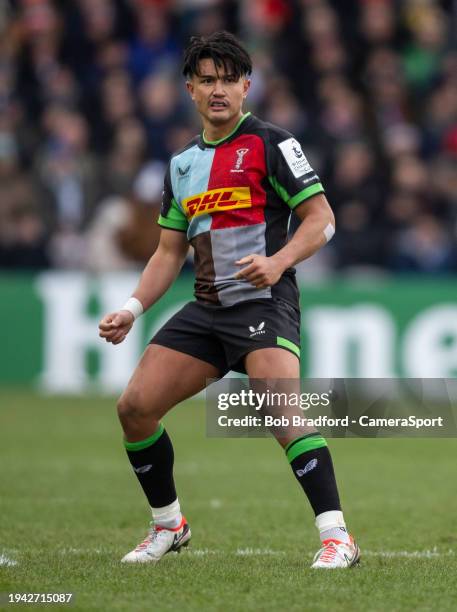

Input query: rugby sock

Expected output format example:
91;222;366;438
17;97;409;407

124;424;178;517
286;433;350;543
316;511;350;544
151;498;183;529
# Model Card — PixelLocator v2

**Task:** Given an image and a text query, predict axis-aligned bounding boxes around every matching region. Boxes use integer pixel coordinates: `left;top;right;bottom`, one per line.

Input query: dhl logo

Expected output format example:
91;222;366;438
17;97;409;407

182;187;252;219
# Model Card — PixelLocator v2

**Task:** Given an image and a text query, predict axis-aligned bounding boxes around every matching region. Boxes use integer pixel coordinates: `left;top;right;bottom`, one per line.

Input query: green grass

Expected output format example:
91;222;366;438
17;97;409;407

0;390;456;611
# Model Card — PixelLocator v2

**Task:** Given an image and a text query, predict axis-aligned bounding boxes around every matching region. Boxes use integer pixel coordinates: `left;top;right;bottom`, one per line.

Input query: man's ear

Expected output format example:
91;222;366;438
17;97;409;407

186;80;195;100
243;78;251;99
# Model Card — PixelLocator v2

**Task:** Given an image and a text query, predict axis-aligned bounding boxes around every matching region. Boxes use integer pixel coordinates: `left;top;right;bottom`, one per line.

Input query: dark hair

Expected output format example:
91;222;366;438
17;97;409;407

182;31;252;79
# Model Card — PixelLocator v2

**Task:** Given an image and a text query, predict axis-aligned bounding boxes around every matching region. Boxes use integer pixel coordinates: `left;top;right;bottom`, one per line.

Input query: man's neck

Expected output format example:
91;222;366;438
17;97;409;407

202;112;246;144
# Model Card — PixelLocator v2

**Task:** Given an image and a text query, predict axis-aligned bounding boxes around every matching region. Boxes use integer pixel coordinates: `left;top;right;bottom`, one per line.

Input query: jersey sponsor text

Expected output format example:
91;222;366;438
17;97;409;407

182;187;252;219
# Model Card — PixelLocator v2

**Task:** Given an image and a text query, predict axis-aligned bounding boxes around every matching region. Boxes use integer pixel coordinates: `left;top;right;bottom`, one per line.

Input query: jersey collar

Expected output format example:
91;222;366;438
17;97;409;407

199;112;252;149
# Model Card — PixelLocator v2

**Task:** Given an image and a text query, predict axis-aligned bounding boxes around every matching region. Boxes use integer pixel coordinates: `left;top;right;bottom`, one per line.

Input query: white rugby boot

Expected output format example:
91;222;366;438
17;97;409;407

121;517;191;563
311;535;360;569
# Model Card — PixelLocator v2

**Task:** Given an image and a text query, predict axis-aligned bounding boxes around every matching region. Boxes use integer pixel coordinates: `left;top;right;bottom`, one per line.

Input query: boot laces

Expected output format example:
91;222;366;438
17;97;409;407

319;541;340;563
134;523;160;551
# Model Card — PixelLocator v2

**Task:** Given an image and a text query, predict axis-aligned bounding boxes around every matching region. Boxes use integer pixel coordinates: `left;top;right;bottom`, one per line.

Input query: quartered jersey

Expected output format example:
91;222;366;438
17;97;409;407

158;112;324;307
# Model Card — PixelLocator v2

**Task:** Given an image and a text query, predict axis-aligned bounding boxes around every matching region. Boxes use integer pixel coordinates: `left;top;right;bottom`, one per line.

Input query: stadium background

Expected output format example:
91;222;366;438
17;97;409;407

0;1;456;610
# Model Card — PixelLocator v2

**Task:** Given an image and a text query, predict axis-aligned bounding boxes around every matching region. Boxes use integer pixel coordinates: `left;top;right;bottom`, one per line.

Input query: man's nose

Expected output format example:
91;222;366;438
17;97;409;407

213;80;225;95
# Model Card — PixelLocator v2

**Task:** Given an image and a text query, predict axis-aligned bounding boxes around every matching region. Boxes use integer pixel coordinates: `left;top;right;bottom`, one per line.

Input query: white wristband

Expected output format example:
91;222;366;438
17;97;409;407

121;297;144;320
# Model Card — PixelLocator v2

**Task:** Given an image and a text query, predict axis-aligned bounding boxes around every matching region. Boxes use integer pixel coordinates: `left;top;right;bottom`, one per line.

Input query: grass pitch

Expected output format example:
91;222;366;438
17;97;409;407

0;390;456;611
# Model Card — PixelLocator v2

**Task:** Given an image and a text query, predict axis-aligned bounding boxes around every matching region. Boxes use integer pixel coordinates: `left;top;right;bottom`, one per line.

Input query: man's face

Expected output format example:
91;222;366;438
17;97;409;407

186;58;250;126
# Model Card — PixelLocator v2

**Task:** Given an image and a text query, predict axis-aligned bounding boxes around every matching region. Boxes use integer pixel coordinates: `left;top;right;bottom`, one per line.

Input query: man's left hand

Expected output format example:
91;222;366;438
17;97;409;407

234;254;284;288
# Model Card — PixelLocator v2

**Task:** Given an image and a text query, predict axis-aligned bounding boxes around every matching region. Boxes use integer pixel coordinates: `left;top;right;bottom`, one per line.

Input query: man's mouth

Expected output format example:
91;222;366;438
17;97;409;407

209;100;228;109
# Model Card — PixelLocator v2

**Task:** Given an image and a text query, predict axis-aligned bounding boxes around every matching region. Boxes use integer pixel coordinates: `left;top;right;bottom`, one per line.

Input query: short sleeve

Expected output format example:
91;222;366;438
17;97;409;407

266;127;325;209
158;163;189;232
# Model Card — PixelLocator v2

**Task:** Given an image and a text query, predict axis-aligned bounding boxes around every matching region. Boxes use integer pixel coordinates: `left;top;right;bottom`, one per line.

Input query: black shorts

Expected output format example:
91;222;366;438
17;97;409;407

150;298;300;376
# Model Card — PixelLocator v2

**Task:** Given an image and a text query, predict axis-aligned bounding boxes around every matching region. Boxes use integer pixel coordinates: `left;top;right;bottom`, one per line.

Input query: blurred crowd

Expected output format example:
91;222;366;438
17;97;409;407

0;0;456;276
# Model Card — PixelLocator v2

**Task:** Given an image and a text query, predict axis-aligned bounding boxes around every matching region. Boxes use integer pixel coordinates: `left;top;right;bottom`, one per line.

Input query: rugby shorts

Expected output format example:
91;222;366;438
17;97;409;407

150;297;300;375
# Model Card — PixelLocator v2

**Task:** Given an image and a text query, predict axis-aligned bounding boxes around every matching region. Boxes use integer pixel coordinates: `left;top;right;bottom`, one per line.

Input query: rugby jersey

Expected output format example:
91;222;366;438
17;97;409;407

158;112;324;307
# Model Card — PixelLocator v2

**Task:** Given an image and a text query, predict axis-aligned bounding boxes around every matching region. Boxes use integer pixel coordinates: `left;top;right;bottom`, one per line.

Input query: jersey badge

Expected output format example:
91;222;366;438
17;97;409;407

278;138;312;178
230;148;249;173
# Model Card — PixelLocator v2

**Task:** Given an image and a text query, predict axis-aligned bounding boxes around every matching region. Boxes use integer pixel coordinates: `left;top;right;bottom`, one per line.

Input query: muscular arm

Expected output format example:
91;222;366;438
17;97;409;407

272;193;335;270
235;193;335;288
131;228;189;311
99;229;189;344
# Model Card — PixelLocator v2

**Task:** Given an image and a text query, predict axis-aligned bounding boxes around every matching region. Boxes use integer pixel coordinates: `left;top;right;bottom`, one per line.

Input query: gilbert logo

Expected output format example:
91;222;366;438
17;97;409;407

182;187;252;219
133;464;152;474
231;148;249;173
249;321;265;337
295;458;317;477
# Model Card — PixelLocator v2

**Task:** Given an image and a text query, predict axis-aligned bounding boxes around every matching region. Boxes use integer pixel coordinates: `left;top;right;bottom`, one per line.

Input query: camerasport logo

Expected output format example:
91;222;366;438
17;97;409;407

249;321;266;337
231;148;249;173
182;187;252;219
278;138;312;178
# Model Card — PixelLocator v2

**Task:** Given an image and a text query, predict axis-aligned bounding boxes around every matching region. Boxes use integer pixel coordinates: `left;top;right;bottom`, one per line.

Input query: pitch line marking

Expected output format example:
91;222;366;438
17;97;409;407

363;548;455;559
185;548;456;559
44;547;456;559
0;554;18;566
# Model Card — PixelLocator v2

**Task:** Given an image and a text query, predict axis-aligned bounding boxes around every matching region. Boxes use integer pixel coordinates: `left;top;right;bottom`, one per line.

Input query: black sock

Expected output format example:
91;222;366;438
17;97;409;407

286;433;341;515
124;424;177;508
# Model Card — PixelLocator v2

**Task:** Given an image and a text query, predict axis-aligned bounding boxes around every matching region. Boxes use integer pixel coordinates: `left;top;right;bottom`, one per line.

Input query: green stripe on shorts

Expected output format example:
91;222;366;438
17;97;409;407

276;336;300;358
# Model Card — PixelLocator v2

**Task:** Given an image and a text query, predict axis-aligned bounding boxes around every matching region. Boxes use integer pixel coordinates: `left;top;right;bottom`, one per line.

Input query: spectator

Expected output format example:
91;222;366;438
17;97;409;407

127;2;180;84
116;160;165;264
0;0;455;275
390;214;457;273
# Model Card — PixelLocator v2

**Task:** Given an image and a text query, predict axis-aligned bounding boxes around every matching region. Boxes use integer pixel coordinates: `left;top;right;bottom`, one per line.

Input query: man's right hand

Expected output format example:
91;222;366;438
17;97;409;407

99;310;135;345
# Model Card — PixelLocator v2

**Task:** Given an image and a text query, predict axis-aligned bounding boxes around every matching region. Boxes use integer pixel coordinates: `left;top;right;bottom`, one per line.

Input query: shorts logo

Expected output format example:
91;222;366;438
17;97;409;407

249;321;265;337
182;187;252;219
278;138;312;178
231;148;249;173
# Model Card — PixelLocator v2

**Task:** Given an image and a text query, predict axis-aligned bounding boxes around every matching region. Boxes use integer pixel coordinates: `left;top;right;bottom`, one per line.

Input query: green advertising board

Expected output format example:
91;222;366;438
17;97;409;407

0;272;456;393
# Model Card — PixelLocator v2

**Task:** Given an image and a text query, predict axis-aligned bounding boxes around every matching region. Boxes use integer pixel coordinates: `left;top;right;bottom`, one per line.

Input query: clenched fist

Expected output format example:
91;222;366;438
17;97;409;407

99;310;135;345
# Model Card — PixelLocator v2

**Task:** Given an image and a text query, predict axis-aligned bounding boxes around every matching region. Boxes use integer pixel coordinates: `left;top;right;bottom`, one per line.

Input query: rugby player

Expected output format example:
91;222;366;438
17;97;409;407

99;31;360;569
